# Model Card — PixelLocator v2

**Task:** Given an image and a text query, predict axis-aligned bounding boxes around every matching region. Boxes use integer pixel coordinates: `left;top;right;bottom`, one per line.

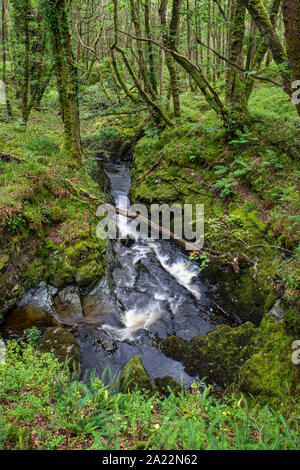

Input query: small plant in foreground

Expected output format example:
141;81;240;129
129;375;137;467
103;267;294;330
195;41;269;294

25;327;41;347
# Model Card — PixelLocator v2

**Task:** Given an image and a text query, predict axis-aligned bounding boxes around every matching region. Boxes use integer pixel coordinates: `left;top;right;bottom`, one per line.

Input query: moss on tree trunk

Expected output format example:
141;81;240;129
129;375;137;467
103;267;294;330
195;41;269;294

282;0;300;117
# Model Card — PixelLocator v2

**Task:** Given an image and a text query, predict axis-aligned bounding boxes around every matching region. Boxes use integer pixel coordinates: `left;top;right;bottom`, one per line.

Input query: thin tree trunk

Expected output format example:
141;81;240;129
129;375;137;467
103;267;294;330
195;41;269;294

21;0;30;124
282;0;300;116
130;0;156;99
159;0;181;117
144;2;158;94
243;0;281;106
225;0;246;111
1;0;12;116
111;0;139;103
242;0;291;96
43;0;82;164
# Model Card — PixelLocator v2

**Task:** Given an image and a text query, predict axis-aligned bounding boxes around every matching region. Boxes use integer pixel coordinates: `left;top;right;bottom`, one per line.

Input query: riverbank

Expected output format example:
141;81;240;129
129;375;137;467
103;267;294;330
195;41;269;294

0;111;107;324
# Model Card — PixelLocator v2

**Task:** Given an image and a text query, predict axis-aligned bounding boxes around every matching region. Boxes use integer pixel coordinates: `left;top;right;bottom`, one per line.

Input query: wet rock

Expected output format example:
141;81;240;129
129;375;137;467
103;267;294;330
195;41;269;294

48;239;106;289
18;282;57;314
53;286;83;324
82;294;103;317
94;334;117;354
119;355;158;395
121;237;136;248
81;294;115;324
100;339;117;354
155;376;182;396
0;234;106;326
0;303;58;335
40;327;81;371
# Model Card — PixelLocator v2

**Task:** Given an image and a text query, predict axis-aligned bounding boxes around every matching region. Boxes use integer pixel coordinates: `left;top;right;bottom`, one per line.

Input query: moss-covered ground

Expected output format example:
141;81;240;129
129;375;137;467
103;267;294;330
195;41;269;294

0;96;107;317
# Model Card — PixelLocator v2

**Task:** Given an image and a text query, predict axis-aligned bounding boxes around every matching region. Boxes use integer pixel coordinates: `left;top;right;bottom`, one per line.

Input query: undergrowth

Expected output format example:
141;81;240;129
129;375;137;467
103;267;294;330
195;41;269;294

0;341;299;450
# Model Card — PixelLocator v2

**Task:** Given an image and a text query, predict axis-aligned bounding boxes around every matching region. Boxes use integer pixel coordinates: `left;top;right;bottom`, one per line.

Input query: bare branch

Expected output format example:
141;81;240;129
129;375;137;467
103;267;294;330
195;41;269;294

196;38;283;88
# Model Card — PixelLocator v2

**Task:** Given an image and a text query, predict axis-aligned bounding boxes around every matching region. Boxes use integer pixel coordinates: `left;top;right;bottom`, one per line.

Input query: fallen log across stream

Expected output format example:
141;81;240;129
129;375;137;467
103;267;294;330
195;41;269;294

101;202;202;252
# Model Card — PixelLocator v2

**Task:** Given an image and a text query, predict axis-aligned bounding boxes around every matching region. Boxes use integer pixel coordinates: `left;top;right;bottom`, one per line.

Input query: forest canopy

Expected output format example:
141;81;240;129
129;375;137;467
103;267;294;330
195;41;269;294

1;0;300;160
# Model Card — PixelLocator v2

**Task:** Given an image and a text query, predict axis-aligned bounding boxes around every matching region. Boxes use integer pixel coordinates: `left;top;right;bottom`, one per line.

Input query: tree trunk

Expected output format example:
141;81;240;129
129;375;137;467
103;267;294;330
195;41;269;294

43;0;82;164
242;0;291;97
225;0;246;114
130;0;156;100
243;0;281;106
21;0;30;124
144;2;158;95
282;0;300;116
1;0;12;116
159;0;181;117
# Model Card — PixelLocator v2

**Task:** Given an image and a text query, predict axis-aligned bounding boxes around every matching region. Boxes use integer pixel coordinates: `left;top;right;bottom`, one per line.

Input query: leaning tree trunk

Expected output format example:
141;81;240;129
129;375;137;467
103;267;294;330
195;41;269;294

129;0;156;100
169;0;230;127
243;0;281;107
242;0;291;97
110;0;139;104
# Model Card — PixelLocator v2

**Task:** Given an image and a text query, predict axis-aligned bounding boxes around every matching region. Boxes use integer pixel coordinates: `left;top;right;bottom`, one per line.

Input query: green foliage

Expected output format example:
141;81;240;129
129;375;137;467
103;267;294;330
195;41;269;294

144;123;160;139
214;178;238;198
25;326;41;347
25;136;59;156
190;252;210;271
229;127;259;146
214;157;255;198
278;244;300;303
0;214;27;233
0;342;299;450
259;150;284;171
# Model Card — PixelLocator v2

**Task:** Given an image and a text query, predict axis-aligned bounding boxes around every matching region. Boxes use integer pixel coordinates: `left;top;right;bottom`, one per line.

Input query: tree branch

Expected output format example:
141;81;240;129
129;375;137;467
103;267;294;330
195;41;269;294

196;38;283;87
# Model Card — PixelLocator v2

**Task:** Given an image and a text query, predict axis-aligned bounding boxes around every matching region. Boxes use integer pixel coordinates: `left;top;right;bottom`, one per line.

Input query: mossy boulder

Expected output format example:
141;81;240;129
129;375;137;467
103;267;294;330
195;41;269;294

130;180;180;205
39;239;106;288
187;322;256;386
161;335;186;363
155;376;182;397
119;355;158;395
53;286;84;324
204;263;272;326
40;327;81;371
16;237;106;311
162;322;256;387
237;319;300;412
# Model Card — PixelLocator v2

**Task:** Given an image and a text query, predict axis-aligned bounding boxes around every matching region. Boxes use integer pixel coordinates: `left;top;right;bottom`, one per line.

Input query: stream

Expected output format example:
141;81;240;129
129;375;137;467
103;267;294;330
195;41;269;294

0;162;239;387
